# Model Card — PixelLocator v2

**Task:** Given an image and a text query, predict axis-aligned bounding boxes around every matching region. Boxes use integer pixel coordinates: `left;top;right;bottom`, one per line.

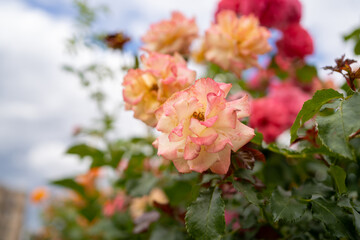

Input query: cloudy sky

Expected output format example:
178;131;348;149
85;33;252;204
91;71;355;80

0;0;359;232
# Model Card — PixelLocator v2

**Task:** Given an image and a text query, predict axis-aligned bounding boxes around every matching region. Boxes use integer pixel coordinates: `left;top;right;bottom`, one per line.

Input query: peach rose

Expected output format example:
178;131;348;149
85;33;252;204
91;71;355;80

129;188;168;219
153;78;254;174
123;52;196;126
142;11;198;55
198;11;271;77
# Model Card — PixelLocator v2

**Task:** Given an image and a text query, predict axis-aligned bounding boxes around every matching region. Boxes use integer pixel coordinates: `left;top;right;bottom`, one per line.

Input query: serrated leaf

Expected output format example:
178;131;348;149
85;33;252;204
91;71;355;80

270;188;307;222
290;89;343;143
328;165;347;194
353;209;360;235
317;92;360;160
185;187;225;240
312;198;356;239
294;181;333;199
51;178;86;197
233;181;259;206
338;197;360;236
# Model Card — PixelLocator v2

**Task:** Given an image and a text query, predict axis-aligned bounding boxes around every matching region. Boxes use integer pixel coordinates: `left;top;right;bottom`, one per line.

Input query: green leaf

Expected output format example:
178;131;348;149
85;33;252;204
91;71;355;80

67;144;104;161
355;41;360;55
51;178;86;197
251;131;263;145
353;209;360;235
233;181;260;206
290;89;343;143
338;197;360;236
296;65;318;83
270;188;307;222
344;28;360;41
150;225;186;240
317;92;360;160
312;198;356;239
79;198;101;222
185;187;225;240
294;181;333;199
328;165;347;194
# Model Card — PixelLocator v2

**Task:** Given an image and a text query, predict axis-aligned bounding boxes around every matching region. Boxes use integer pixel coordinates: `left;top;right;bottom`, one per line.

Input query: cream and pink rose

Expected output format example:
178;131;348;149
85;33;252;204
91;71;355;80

141;11;198;55
153;78;254;174
196;10;271;77
123;52;196;127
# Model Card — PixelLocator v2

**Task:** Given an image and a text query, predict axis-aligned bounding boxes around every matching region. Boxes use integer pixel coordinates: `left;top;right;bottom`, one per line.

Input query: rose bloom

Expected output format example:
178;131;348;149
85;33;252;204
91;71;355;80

76;168;100;191
123;52;196;126
31;187;48;203
250;82;309;142
141;11;198;55
199;11;271;77
276;23;314;60
215;0;301;30
130;188;168;219
103;194;126;217
153;78;255;174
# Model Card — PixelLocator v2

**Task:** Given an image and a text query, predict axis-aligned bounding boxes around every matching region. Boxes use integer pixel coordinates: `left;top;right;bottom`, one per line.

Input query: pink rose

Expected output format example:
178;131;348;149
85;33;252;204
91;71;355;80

276;23;314;60
201;11;271;77
250;82;309;142
153;78;255;174
215;0;302;30
225;210;241;230
103;195;125;217
123;52;196;126
142;11;198;55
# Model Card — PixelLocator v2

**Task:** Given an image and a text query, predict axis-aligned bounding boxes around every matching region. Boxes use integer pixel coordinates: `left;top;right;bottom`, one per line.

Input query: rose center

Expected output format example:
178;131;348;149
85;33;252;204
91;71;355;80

149;84;159;91
192;111;205;121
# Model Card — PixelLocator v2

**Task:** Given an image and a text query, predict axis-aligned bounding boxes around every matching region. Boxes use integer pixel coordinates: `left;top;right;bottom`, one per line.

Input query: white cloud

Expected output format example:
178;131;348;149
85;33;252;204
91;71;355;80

301;0;360;84
0;0;146;191
27;141;90;180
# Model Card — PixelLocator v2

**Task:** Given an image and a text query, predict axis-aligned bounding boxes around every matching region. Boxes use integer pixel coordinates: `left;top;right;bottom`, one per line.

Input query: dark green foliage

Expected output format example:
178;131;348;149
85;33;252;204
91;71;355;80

185;187;225;240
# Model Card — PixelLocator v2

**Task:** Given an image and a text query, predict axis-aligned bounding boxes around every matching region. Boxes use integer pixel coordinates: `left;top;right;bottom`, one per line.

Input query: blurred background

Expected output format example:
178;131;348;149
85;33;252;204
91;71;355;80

0;0;359;238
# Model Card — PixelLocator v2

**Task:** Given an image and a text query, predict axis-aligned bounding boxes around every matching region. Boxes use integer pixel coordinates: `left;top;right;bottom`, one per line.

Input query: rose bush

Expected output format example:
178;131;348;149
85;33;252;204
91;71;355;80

31;1;360;240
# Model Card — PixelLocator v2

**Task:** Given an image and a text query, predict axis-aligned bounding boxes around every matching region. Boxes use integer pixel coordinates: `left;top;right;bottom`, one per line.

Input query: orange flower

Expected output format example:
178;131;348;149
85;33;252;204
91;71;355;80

76;168;101;191
142;11;198;55
31;187;48;203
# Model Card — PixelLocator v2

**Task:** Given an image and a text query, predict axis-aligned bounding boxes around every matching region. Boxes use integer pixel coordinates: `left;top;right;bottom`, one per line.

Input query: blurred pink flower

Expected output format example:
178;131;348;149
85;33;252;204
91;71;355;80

215;0;301;29
153;78;254;174
141;11;198;55
250;82;309;143
123;52;196;126
276;23;314;60
225;210;241;230
103;195;125;217
201;11;271;77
